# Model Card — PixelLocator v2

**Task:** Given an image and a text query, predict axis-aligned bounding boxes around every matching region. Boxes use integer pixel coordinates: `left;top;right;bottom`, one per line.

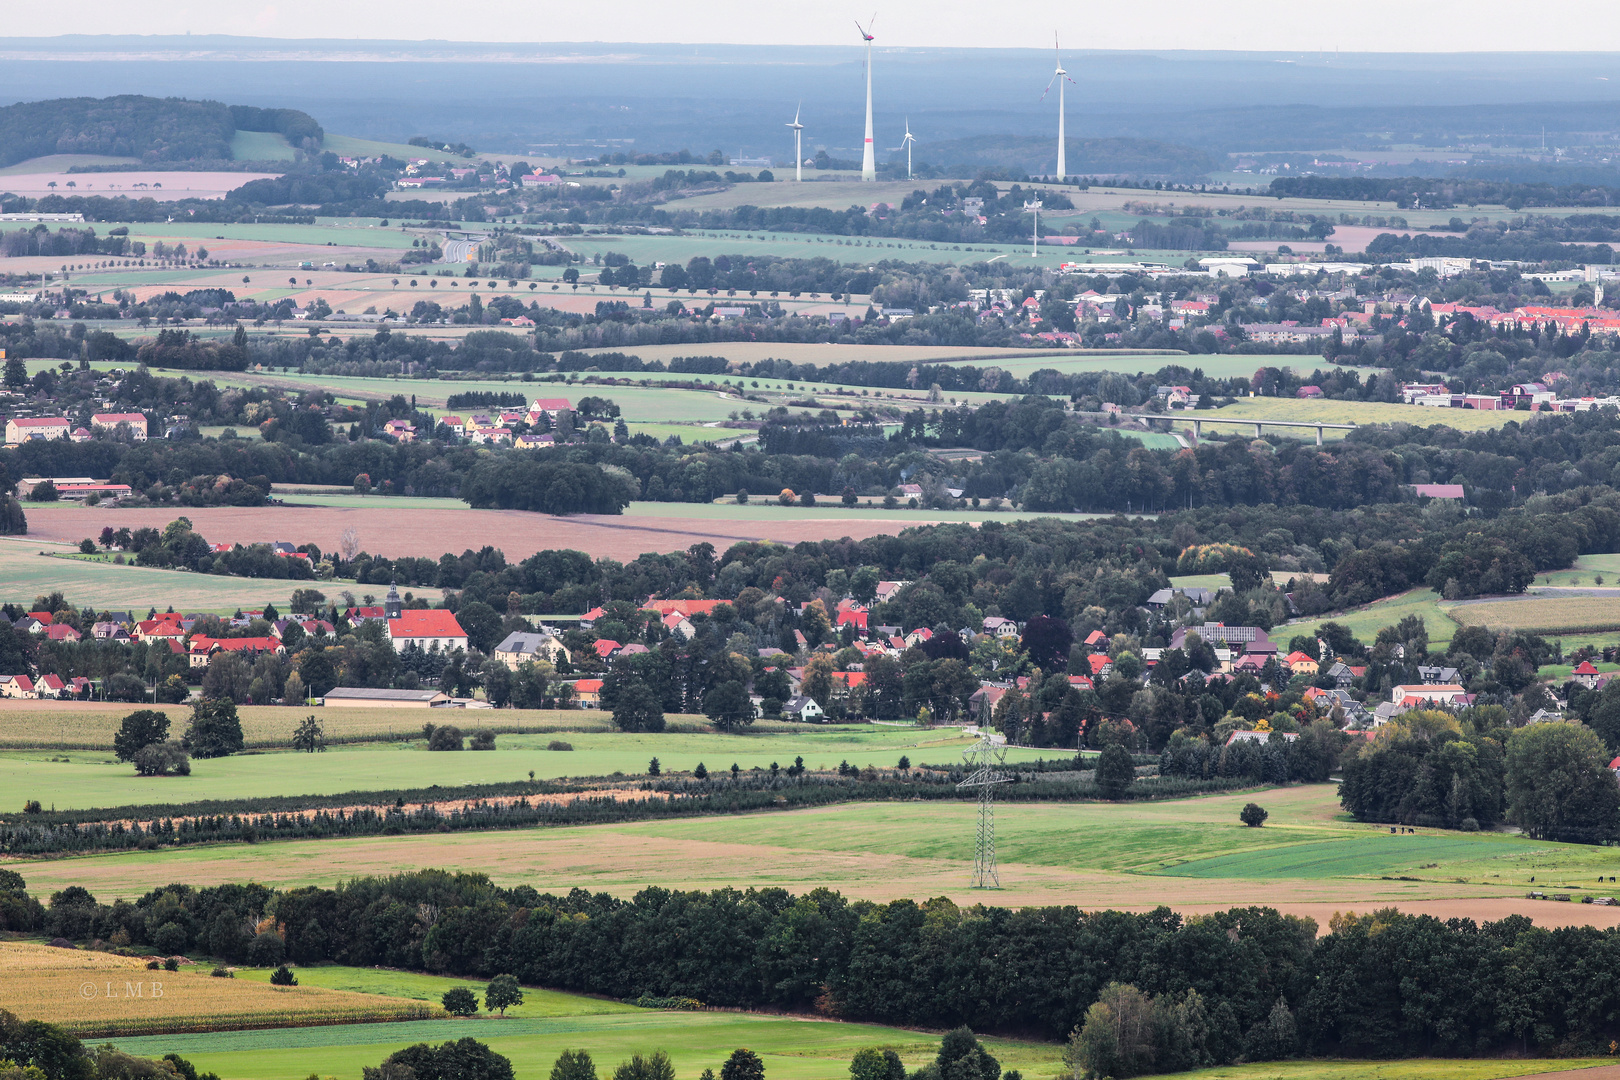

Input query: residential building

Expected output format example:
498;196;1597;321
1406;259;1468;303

0;675;34;698
6;417;70;443
1283;651;1319;675
187;636;285;669
1573;661;1603;690
571;678;604;708
492;631;570;668
782;695;825;721
91;412;149;439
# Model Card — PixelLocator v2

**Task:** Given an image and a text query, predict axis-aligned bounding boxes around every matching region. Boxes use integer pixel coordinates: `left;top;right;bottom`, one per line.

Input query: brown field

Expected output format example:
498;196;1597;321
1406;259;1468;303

0;171;282;199
22;505;924;562
0;701;620;750
1449;597;1620;636
0;940;435;1037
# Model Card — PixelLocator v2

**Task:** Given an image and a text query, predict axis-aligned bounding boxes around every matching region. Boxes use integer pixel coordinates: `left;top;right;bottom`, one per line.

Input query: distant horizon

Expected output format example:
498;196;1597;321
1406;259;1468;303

5;33;1620;58
7;0;1620;53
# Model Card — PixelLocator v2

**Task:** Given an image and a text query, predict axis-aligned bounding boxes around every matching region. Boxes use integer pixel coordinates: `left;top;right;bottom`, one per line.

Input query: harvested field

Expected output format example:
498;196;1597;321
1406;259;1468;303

0;940;434;1037
0;701;617;750
21;504;954;562
0;171;282;199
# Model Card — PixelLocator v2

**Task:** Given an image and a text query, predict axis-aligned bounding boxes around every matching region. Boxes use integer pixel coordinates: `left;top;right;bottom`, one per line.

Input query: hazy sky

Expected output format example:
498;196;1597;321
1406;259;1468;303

14;0;1620;52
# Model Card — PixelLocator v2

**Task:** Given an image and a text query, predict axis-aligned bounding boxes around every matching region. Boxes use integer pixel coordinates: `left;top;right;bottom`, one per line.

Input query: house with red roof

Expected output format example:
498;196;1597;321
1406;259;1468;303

1573;660;1603;689
345;606;387;623
91;412;149;440
46;624;81;642
188;636;285;669
27;611;53;626
0;675;34;698
526;397;572;423
593;639;622;660
388;609;469;653
1283;650;1319;675
134;617;187;642
35;673;66;698
1088;654;1113;678
571;678;603;707
835;602;869;632
1084;629;1108;649
6;417;70;443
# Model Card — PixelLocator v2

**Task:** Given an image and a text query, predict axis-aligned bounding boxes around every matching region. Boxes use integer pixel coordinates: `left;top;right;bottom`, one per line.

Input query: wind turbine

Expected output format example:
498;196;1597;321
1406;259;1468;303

1041;32;1076;180
856;15;877;181
891;118;915;180
787;103;805;182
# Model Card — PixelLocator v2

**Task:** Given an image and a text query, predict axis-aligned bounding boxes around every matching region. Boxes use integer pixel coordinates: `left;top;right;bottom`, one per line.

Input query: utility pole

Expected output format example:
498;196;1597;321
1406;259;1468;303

957;730;1011;887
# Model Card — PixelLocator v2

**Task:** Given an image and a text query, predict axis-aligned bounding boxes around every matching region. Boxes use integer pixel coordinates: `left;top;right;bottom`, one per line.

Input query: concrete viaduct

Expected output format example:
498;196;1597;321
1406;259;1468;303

1181;416;1357;446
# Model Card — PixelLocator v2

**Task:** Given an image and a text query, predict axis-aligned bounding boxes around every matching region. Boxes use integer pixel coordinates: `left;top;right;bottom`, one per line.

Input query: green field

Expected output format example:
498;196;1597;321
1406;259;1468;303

232;966;635;1018
229;131;296;162
110;1006;1056;1080
0;726;1044;811
1203;396;1510;435
1284;589;1458;649
22;785;1618;913
0;537;322;612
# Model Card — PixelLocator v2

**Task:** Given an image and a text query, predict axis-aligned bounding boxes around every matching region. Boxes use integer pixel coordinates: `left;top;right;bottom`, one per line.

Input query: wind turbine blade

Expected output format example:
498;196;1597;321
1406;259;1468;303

1040;73;1057;101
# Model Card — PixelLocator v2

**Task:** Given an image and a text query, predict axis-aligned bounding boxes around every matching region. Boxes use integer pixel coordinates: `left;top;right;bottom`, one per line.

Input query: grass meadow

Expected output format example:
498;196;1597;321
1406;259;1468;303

1284;589;1458;649
1201;397;1510;435
110;1006;1059;1080
22;785;1620;915
0;538;321;613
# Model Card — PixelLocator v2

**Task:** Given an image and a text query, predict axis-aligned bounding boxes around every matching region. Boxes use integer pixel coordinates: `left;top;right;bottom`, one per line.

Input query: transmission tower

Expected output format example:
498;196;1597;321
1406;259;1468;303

957;731;1012;888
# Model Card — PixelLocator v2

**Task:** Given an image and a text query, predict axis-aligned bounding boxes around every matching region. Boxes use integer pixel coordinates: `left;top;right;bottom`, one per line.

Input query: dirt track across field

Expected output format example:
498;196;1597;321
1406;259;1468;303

23;505;933;562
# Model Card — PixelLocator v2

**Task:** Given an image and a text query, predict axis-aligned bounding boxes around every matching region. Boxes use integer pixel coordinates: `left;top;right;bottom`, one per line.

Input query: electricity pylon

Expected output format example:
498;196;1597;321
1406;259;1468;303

958;730;1012;888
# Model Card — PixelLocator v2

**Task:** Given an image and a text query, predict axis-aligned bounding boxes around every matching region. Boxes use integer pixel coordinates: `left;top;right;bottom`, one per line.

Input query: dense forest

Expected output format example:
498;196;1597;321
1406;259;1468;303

9;870;1620;1064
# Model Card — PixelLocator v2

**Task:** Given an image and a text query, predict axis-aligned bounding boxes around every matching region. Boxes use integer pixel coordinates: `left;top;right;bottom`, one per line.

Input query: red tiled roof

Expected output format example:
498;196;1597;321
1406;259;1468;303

388;609;468;639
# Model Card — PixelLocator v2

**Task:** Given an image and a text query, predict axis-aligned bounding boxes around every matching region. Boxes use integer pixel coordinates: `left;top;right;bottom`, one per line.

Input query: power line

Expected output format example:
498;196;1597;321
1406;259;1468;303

957;729;1011;888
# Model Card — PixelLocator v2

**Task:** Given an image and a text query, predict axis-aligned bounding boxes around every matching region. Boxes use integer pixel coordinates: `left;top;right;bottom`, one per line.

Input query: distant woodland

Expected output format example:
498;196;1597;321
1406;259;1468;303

0;96;323;168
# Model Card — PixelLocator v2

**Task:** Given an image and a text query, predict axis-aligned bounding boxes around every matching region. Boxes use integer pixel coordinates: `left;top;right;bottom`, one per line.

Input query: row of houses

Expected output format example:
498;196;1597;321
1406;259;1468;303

5;413;148;444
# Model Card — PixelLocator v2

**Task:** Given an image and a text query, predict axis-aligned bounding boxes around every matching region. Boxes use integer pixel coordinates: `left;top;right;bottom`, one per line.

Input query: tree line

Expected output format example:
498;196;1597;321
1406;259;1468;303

16;869;1620;1066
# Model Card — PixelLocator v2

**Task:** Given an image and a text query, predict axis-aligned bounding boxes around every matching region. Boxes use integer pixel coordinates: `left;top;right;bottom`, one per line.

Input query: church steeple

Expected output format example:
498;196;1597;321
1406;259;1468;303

385;580;402;619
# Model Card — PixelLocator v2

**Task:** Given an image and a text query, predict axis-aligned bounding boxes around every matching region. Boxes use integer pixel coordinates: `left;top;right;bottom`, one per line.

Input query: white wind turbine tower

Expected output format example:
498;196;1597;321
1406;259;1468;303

787;104;805;182
856;15;877;181
892;118;915;180
1041;33;1075;180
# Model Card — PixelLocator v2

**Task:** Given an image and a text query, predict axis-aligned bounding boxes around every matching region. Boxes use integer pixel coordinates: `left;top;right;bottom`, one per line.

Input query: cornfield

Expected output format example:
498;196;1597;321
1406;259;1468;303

0;941;437;1037
1447;597;1620;636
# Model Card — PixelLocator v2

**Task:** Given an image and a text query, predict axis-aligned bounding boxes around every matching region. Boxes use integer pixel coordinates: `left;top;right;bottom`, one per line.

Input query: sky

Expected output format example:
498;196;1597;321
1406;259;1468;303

13;0;1620;52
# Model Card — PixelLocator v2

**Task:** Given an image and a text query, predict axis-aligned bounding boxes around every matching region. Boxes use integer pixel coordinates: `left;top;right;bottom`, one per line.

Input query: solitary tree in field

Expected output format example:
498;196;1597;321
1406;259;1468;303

550;1051;598;1080
443;987;478;1016
114;709;169;762
292;714;325;753
1240;802;1269;827
720;1050;764;1080
485;973;523;1016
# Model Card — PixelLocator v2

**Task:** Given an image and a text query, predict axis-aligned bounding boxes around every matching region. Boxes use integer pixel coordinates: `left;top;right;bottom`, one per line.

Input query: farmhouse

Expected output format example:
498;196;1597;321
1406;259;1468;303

320;687;452;707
